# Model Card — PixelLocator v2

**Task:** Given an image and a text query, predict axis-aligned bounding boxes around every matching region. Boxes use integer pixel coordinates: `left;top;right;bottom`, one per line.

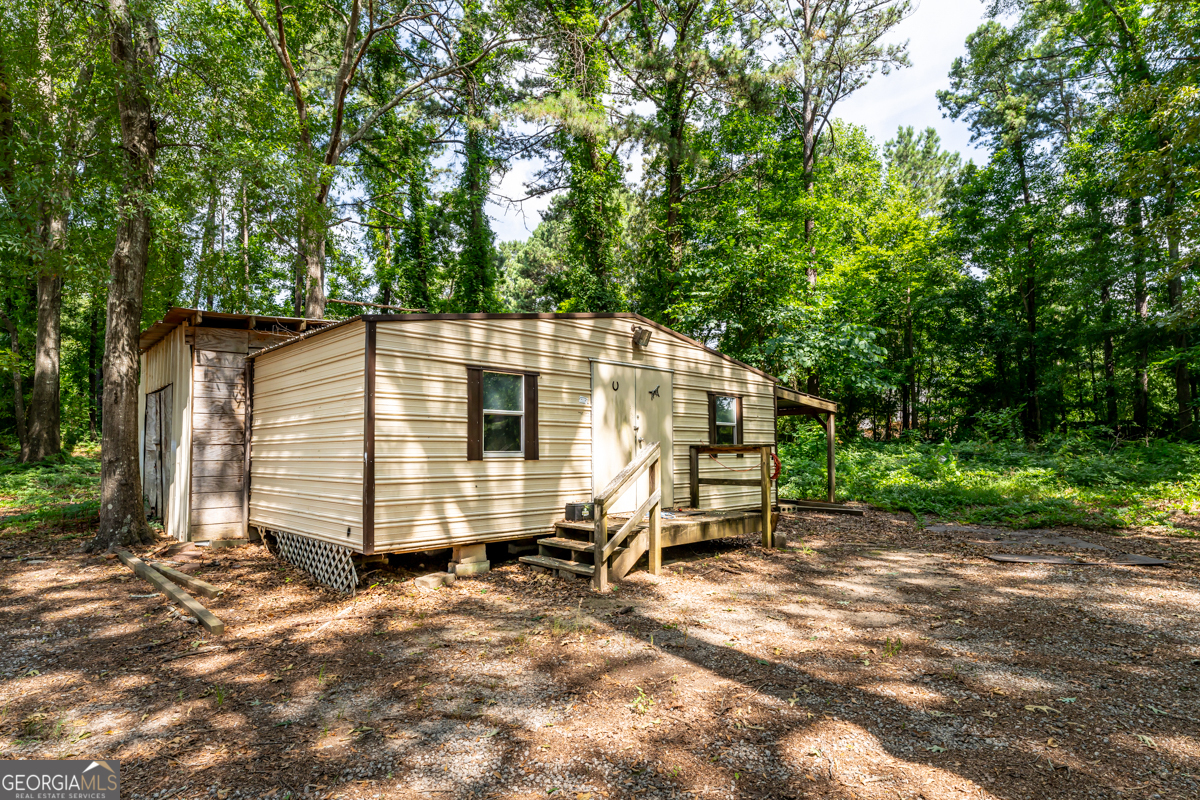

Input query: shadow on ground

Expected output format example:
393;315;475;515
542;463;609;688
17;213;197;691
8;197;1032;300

1;508;1198;800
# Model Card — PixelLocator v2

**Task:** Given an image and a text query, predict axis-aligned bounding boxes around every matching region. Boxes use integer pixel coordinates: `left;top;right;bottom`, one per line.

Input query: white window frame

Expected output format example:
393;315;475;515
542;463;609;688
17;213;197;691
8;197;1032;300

482;370;525;457
714;395;738;445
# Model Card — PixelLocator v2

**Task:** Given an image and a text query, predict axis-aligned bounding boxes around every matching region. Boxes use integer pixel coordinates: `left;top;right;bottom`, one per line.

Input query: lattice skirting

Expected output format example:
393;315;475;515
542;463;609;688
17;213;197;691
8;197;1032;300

272;529;359;594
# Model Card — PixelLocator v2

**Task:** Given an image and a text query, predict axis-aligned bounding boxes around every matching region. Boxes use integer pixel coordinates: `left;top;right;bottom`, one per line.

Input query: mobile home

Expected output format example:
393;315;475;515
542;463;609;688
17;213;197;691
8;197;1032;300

139;309;837;590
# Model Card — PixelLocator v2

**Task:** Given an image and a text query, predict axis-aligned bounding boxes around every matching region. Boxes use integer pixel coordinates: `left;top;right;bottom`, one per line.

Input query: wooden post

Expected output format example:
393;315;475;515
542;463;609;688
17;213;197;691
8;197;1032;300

593;500;608;592
689;445;700;509
826;412;836;503
648;455;662;575
760;445;772;549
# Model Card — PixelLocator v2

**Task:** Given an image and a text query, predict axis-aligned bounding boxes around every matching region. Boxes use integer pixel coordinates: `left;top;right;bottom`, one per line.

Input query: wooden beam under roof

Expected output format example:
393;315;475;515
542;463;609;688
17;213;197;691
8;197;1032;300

774;384;838;414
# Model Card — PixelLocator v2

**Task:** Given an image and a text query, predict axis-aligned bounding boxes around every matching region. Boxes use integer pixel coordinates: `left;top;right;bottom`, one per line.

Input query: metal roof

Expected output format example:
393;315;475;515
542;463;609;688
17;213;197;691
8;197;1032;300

139;307;334;353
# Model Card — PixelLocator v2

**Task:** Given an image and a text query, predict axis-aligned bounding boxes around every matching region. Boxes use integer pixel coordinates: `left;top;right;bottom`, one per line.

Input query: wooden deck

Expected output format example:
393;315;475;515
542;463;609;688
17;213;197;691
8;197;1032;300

606;508;765;549
520;508;767;583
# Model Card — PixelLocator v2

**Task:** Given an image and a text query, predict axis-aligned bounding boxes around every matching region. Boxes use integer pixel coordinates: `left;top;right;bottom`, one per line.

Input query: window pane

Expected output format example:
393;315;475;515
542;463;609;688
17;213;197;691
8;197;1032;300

714;395;736;424
483;372;522;411
484;413;522;452
714;424;736;445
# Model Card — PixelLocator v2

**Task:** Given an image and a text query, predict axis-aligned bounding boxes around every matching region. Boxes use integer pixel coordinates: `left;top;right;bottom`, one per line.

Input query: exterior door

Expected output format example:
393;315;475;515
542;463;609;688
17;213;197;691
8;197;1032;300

143;385;173;522
591;362;673;514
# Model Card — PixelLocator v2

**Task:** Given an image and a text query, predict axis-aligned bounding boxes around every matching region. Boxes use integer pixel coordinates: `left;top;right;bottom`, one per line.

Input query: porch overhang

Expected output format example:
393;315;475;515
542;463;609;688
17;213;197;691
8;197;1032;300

774;384;837;416
773;384;838;504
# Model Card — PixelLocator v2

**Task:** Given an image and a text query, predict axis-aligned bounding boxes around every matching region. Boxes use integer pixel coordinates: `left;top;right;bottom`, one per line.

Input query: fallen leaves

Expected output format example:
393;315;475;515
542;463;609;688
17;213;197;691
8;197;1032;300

1025;705;1061;715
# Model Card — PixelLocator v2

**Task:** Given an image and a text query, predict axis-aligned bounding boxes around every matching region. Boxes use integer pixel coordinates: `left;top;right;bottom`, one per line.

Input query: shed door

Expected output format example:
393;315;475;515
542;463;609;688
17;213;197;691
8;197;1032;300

143;385;173;521
591;363;673;514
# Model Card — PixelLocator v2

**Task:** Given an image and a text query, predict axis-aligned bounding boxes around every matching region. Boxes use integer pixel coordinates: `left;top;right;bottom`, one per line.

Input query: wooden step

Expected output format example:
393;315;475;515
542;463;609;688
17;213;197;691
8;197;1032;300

538;536;598;553
555;519;648;535
519;554;595;577
537;537;629;559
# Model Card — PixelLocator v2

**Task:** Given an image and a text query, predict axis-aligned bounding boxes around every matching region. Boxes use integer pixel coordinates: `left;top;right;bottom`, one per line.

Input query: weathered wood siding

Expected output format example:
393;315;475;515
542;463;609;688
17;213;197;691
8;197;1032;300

188;327;299;540
190;329;246;539
248;321;366;548
139;323;192;541
372;317;776;552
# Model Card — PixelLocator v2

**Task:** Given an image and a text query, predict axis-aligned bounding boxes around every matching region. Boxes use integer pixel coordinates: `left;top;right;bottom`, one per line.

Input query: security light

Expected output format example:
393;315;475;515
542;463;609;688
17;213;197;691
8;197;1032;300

632;325;652;348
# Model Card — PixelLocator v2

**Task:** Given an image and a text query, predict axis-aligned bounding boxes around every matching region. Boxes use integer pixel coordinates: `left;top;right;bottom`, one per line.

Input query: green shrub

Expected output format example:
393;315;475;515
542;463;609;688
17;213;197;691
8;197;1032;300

778;429;1199;530
0;451;102;534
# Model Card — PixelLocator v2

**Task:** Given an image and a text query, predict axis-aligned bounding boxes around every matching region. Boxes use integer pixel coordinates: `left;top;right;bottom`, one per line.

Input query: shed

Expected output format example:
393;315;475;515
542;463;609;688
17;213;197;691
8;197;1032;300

137;309;331;542
241;312;838;588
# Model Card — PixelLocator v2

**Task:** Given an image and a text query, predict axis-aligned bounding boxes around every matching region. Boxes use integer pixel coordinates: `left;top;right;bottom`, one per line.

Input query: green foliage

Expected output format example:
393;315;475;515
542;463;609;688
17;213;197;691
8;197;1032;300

779;429;1200;530
0;0;1196;474
0;449;100;534
884;126;962;213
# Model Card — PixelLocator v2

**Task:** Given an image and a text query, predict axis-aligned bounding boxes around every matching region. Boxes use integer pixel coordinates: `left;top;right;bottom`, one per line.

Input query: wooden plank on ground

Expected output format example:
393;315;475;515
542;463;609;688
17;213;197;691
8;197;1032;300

115;549;224;635
777;500;864;516
149;562;221;598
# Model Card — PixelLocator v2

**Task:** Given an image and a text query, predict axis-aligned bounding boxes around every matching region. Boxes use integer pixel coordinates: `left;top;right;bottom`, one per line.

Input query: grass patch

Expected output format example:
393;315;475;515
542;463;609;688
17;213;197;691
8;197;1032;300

0;448;102;534
779;431;1200;530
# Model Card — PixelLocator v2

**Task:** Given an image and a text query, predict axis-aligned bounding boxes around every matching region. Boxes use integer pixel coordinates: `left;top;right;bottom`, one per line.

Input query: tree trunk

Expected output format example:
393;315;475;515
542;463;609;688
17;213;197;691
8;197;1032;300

25;269;62;460
800;0;817;286
883;391;893;441
89;0;157;552
240;178;250;305
1130;199;1150;436
293;251;304;317
379;222;393;307
1168;268;1192;436
300;212;326;318
902;300;914;430
23;7;64;463
1;308;27;454
1101;281;1117;428
1164;218;1192;436
198;173;217;309
405;172;433;310
88;293;100;439
1013;139;1040;440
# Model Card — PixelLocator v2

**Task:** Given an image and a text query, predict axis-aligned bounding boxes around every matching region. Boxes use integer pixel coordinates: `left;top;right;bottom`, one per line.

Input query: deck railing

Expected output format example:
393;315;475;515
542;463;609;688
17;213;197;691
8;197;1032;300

688;444;776;549
592;441;661;591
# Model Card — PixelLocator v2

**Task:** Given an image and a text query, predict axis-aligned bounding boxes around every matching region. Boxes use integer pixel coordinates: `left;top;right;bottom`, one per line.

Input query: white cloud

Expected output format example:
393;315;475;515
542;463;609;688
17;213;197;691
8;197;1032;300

835;0;991;162
488;0;991;242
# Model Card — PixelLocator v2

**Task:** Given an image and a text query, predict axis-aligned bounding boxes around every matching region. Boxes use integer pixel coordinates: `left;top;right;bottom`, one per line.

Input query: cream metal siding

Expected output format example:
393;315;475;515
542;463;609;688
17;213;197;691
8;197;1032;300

372;317;776;552
249;320;365;547
139;322;193;540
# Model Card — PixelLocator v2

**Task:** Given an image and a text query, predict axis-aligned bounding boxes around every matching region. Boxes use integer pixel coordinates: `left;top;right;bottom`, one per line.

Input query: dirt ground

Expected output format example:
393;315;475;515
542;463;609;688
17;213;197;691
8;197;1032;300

1;509;1198;800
